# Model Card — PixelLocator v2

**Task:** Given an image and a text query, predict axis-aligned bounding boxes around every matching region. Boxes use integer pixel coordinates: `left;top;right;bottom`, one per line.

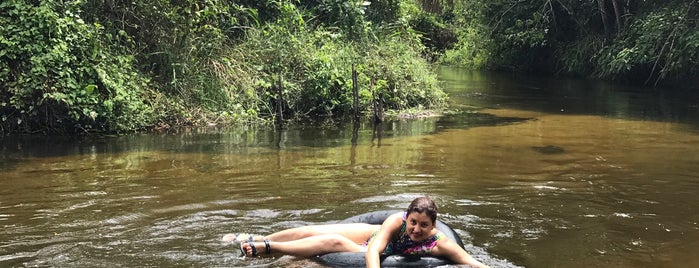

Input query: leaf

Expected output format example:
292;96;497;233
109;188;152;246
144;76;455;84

85;84;97;94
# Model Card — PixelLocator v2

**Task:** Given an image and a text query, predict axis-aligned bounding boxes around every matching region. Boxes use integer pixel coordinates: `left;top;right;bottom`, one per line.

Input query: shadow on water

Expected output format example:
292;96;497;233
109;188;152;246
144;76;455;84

1;111;532;171
438;66;699;128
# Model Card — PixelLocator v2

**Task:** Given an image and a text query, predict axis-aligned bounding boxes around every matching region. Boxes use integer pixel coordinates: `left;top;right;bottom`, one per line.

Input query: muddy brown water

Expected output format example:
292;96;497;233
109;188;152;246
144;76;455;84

1;67;698;267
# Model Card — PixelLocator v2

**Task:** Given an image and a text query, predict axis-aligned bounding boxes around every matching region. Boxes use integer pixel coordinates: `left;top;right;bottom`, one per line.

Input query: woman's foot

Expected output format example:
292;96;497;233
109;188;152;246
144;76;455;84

221;233;265;243
240;240;271;257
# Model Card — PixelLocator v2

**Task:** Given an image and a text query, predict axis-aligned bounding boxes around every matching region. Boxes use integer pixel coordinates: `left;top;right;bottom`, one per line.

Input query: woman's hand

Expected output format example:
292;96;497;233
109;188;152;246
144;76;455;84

433;238;490;268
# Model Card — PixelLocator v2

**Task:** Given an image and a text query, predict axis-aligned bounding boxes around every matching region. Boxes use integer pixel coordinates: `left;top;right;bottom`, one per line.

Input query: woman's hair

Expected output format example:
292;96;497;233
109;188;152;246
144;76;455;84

406;196;438;224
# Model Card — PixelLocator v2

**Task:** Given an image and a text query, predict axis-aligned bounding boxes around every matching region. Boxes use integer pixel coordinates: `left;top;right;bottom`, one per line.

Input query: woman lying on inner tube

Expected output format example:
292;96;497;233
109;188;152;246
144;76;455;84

222;196;490;268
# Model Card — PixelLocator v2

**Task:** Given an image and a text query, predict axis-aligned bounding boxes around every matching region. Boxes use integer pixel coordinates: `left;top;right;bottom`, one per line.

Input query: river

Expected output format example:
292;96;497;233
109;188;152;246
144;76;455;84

1;67;698;267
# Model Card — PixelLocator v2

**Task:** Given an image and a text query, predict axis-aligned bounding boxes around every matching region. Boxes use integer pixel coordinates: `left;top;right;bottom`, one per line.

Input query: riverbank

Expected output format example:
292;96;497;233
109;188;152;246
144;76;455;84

2;1;695;135
0;1;446;135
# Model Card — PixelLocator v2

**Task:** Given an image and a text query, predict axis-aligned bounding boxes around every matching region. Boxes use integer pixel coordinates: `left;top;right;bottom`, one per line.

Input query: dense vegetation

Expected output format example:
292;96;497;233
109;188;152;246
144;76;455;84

436;0;698;87
1;0;445;134
1;0;696;134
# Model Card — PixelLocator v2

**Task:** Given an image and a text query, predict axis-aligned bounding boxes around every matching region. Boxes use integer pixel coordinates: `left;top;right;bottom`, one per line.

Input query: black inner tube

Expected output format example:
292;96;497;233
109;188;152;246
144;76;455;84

315;210;464;267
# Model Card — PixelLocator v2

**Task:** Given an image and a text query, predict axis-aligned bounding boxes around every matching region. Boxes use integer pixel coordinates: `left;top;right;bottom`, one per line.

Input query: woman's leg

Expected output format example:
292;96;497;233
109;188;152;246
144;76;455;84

242;233;365;258
264;223;380;244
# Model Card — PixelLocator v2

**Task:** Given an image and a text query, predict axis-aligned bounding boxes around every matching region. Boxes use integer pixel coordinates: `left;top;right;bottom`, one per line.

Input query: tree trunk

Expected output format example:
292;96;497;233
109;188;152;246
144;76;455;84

276;75;283;126
611;0;623;35
420;0;442;14
596;0;611;36
352;64;359;120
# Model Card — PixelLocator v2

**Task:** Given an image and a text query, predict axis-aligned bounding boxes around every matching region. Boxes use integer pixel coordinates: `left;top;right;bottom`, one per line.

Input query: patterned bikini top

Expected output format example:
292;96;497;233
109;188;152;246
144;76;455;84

372;213;445;255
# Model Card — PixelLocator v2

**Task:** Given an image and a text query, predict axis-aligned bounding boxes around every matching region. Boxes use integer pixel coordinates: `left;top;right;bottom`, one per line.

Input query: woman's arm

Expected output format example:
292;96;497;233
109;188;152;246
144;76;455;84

365;213;403;268
434;238;490;268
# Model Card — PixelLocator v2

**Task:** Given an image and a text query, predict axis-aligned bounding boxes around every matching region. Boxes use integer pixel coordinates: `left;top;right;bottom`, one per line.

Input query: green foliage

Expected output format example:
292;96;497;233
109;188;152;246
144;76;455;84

593;4;698;85
437;1;490;68
1;0;451;134
438;0;697;88
364;0;401;24
555;35;605;76
409;12;457;55
0;0;153;133
300;37;358;116
86;0;268;125
237;3;445;118
482;1;552;70
5;0;695;135
439;26;490;68
430;0;553;70
310;0;372;42
363;38;446;110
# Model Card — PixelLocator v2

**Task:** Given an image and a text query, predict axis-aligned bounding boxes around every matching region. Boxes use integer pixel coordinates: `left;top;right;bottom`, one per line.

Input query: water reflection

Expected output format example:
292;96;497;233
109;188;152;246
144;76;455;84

438;67;699;126
2;68;699;267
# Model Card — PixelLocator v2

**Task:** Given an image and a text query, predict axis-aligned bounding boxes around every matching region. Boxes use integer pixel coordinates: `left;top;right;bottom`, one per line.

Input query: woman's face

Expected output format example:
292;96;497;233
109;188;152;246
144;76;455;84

406;211;435;241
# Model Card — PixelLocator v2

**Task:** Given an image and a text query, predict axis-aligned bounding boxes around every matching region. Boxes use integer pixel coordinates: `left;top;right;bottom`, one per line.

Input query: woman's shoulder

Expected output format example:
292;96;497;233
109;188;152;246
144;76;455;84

381;212;405;226
390;212;407;220
432;233;460;254
434;231;450;243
